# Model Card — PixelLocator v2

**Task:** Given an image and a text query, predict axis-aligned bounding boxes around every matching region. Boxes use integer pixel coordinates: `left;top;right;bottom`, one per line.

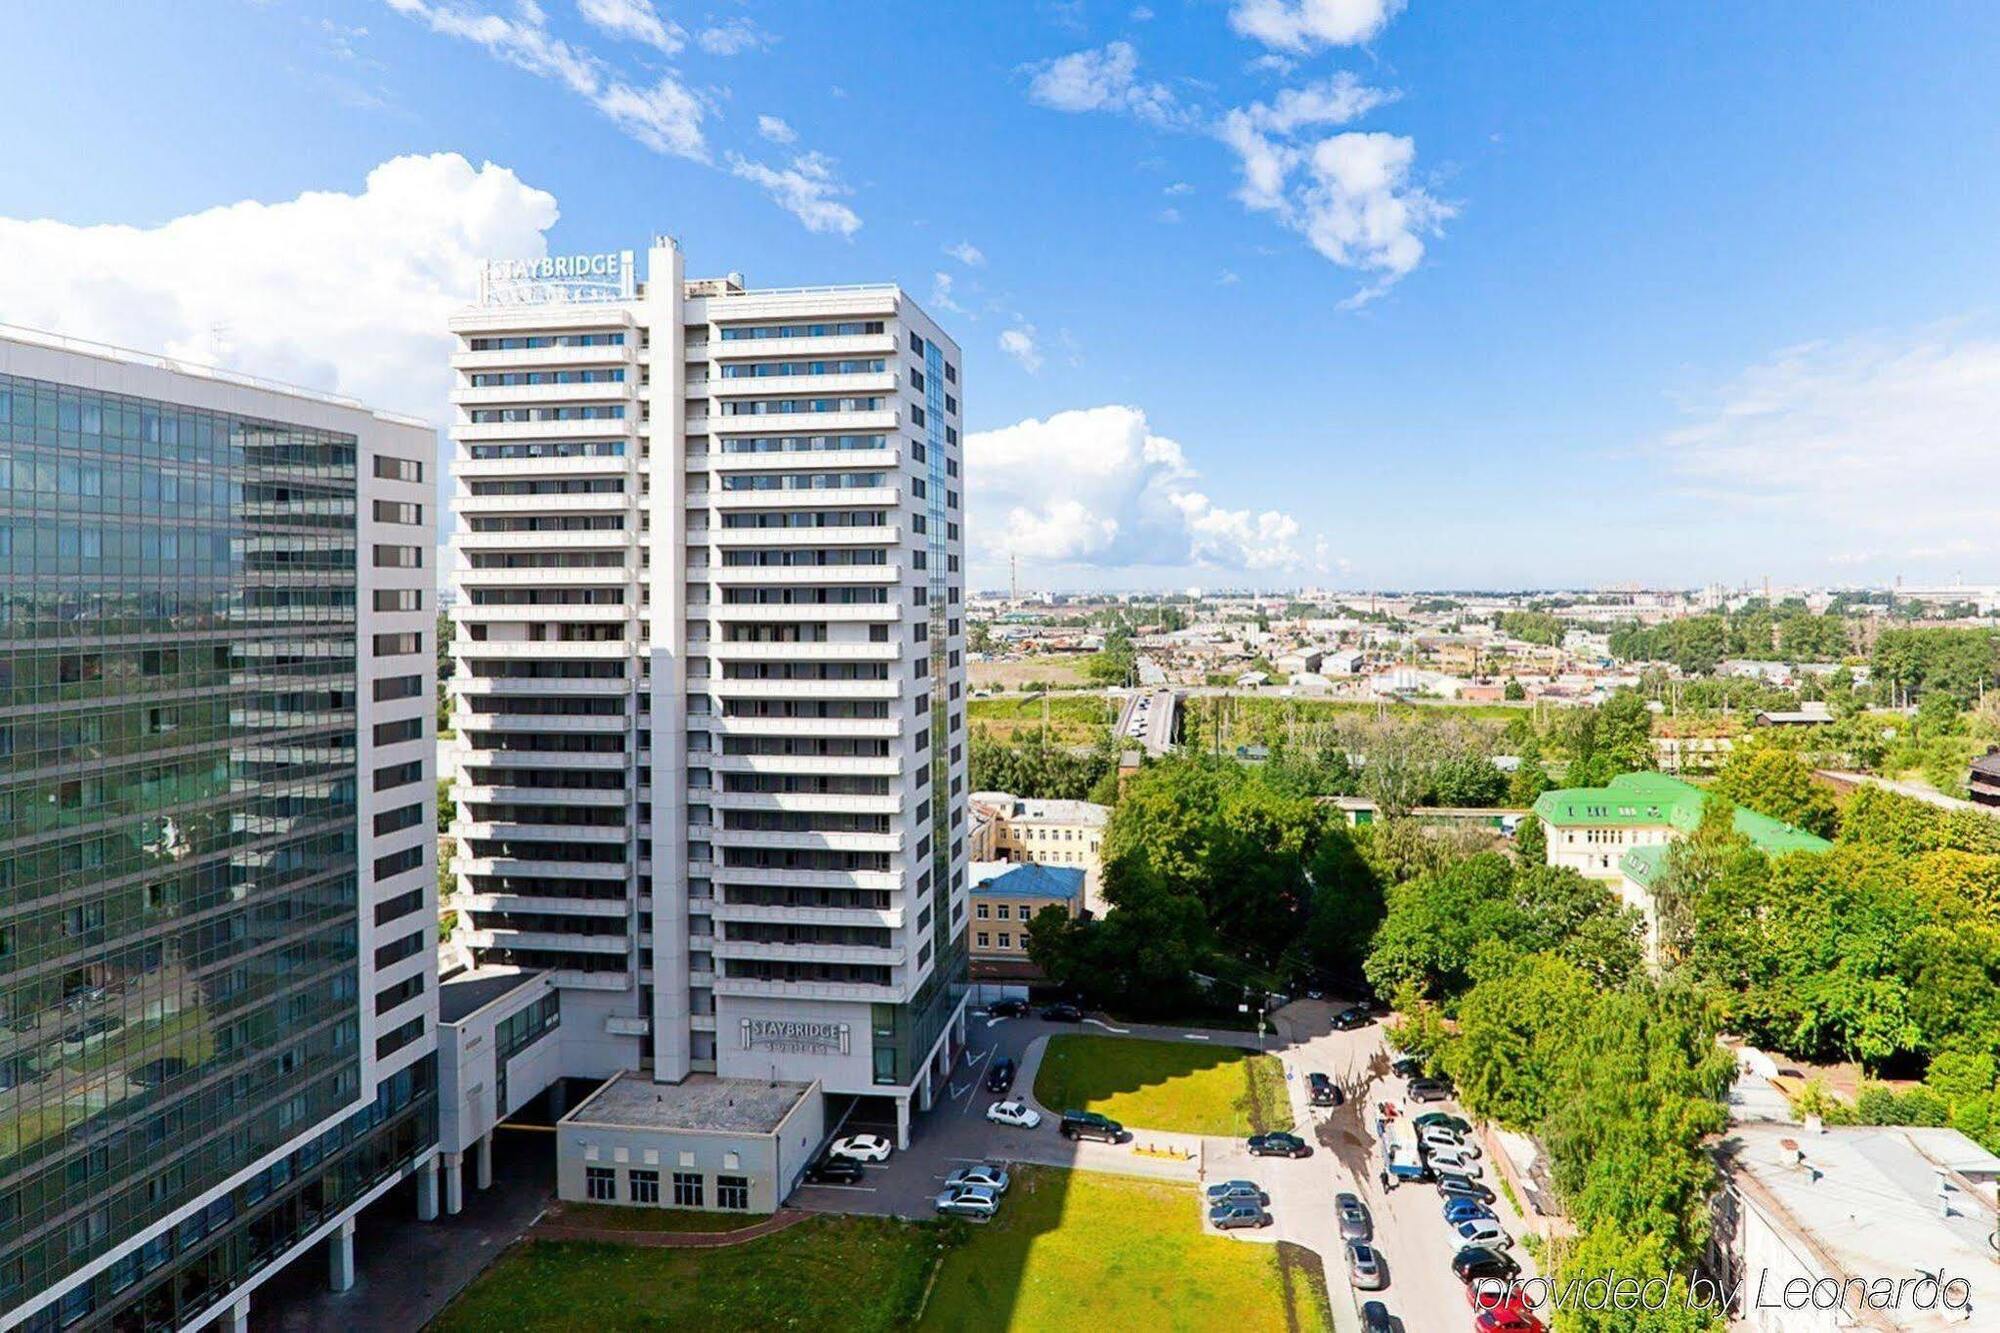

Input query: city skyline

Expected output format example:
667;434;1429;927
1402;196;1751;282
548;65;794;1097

1;2;1997;590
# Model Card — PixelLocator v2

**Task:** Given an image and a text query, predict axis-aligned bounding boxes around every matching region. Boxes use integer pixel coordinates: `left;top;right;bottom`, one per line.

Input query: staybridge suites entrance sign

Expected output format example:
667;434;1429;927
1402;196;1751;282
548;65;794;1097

740;1018;851;1055
479;251;636;306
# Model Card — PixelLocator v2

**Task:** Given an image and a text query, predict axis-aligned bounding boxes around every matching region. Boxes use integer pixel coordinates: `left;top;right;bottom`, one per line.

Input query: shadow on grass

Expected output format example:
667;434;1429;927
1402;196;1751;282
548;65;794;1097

1032;1035;1294;1136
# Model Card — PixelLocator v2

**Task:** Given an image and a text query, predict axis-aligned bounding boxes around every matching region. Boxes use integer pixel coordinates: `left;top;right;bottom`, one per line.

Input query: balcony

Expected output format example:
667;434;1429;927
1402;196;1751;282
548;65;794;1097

455;452;631;479
453;745;629;771
705;485;900;510
455;675;632;698
712;976;901;1002
461;928;628;955
707;523;900;546
707;371;897;400
706;641;903;663
454;819;629;845
711;938;906;967
454;711;628;734
455;854;628;881
456;639;631;660
705;333;895;362
710;826;904;854
454;491;632;514
703;602;900;624
709;790;903;817
708;563;902;586
452;381;634;408
453;563;636;586
709;752;900;777
708;715;901;739
451;417;637;442
451;344;633;372
709;408;896;437
707;677;904;700
456;892;628;917
711;901;904;930
456;783;628;807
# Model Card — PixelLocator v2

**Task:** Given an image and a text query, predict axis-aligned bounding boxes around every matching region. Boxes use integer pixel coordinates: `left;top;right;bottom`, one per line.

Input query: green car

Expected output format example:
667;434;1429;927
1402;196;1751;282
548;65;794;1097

1413;1112;1472;1134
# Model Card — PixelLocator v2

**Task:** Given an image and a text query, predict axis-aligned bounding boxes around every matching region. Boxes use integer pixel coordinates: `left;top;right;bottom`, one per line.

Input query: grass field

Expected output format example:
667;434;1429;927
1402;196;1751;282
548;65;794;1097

918;1167;1331;1333
971;655;1095;691
548;1203;771;1233
1032;1035;1294;1137
968;693;1116;745
432;1216;937;1332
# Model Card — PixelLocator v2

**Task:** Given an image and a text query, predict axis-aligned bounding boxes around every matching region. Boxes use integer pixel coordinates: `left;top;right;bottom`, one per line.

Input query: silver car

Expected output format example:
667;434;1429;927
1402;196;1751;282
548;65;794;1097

945;1163;1011;1194
1335;1191;1372;1242
1346;1240;1387;1291
934;1184;1000;1218
1205;1179;1268;1205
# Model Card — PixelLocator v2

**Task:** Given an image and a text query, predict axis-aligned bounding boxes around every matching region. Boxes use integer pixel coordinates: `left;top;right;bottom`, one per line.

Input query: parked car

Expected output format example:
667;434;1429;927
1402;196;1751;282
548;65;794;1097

1408;1077;1454;1103
934;1185;1000;1219
1475;1308;1546;1333
1453;1217;1511;1249
987;997;1031;1018
1451;1246;1521;1285
1335;1192;1373;1242
1247;1132;1311;1158
1040;1002;1084;1022
1426;1147;1482;1177
1443;1197;1497;1226
1308;1072;1344;1107
1205;1179;1269;1206
1360;1300;1395;1333
828;1134;892;1163
1390;1056;1424;1079
986;1100;1042;1129
1418;1125;1477;1156
986;1057;1017;1093
946;1163;1012;1194
1467;1285;1546;1333
803;1157;865;1185
1436;1173;1496;1205
1060;1109;1125;1142
1208;1201;1273;1230
1414;1111;1473;1134
1331;1006;1374;1031
1345;1240;1387;1291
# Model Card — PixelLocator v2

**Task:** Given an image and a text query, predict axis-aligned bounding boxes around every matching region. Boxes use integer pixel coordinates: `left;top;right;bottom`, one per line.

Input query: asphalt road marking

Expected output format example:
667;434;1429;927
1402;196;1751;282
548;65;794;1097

1083;1018;1131;1033
1183;1033;1210;1040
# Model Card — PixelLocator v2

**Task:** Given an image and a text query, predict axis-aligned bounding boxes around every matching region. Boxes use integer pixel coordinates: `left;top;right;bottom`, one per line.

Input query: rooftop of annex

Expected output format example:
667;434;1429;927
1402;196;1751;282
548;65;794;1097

1533;770;1831;856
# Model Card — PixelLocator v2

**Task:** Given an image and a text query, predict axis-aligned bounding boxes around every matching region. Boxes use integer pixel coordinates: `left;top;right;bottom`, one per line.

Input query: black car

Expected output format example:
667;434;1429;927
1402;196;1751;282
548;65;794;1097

1308;1072;1344;1107
1040;1002;1084;1022
985;1057;1017;1094
1408;1077;1454;1103
1360;1301;1395;1333
804;1157;865;1185
1247;1132;1311;1159
1390;1056;1424;1079
1436;1173;1496;1205
1451;1245;1520;1285
1331;1006;1374;1031
988;997;1031;1018
1060;1109;1125;1143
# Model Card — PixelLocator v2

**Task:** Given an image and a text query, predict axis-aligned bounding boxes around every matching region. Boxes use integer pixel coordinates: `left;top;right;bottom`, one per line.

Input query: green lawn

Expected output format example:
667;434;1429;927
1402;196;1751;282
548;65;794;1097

968;693;1116;745
549;1203;768;1233
432;1216;938;1332
1032;1035;1293;1137
918;1167;1331;1333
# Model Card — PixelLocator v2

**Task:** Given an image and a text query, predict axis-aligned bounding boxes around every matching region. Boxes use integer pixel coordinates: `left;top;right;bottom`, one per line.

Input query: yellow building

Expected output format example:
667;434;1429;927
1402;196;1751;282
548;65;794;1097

968;861;1084;980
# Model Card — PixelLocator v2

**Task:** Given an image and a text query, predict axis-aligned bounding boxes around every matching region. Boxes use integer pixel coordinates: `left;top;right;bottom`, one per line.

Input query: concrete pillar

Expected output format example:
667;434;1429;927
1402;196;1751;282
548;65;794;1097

953;1003;967;1046
476;1133;494;1191
894;1096;911;1150
916;1065;934;1114
223;1296;249;1333
417;1152;440;1221
328;1217;356;1294
443;1151;464;1216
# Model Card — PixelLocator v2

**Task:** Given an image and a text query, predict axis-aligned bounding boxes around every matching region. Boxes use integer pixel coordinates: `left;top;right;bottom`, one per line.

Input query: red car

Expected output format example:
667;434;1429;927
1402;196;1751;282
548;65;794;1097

1465;1284;1545;1333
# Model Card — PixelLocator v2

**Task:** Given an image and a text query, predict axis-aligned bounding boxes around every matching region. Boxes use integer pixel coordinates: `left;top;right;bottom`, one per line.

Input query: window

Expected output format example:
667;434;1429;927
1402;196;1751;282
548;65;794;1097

375;673;422;702
976;932;989;948
374;587;425;612
374;631;422;657
909;331;925;355
717;1175;750;1210
376;1014;424;1058
373;499;423;525
374;544;423;568
975;903;988;919
374;802;423;835
375;759;424;792
629;1169;661;1204
672;1172;704;1207
375;716;424;747
375;886;425;926
375;930;424;969
374;844;424;880
586;1167;616;1201
375;454;425;482
996;905;1011;921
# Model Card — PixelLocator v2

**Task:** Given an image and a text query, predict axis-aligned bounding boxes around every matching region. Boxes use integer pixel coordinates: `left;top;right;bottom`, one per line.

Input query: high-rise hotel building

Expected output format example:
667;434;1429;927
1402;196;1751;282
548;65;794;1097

447;241;969;1144
0;329;438;1331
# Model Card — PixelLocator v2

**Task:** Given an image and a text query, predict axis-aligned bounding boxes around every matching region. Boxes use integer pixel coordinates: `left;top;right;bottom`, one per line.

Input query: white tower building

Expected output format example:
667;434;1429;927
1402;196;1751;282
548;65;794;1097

447;241;969;1144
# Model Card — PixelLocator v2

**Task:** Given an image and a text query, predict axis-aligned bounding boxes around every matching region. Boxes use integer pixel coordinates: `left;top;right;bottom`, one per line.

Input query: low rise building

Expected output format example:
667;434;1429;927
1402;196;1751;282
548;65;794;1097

969;793;1109;876
968;861;1084;979
1969;747;2000;809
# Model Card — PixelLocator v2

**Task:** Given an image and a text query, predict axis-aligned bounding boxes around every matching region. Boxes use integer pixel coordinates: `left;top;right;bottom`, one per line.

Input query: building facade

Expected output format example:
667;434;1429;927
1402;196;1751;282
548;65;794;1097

0;329;438;1331
446;242;969;1146
968;861;1081;980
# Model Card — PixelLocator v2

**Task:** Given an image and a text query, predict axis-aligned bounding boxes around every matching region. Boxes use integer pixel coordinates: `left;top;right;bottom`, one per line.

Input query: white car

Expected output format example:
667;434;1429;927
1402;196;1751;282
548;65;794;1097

945;1163;1011;1193
935;1184;1000;1218
986;1100;1042;1129
1454;1217;1511;1249
828;1134;893;1164
1420;1126;1479;1157
1426;1147;1482;1177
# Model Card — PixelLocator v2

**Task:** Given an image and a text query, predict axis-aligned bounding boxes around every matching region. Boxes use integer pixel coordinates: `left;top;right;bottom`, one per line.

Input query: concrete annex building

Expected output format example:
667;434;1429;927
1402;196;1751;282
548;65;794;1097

0;329;439;1330
445;241;970;1183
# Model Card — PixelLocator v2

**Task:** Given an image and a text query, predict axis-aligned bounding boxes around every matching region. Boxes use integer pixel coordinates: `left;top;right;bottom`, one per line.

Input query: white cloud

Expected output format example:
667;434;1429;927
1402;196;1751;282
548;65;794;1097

968;405;1311;571
929;271;968;316
1130;5;1155;19
944;240;986;267
1239;71;1397;135
1157;206;1182;223
1659;329;2000;561
727;152;861;236
698;16;773;55
386;0;707;161
999;326;1044;373
1025;41;1187;128
0;151;557;431
1164;181;1194;196
575;0;683;54
1229;0;1407;53
1217;269;1240;285
756;114;796;144
1246;53;1298;77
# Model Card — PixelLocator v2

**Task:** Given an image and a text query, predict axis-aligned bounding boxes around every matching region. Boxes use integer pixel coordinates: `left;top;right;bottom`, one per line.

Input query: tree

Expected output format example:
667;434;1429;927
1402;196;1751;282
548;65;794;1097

1710;743;1840;838
1444;948;1598;1129
1512;812;1546;863
1430;753;1507;808
1503;676;1527;701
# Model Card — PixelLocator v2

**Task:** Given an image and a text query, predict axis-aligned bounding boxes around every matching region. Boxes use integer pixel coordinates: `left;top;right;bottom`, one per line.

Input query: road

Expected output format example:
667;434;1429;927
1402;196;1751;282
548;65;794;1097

793;1003;1537;1333
1113;689;1178;755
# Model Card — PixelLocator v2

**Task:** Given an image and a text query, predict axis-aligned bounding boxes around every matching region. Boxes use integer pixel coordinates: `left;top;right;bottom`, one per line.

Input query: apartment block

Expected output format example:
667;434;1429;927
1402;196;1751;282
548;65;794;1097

0;328;438;1331
446;241;969;1152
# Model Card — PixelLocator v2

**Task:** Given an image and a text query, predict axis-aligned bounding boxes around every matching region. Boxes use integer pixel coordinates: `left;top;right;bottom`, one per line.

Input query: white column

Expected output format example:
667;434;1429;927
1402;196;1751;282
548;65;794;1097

894;1095;911;1150
476;1133;494;1191
443;1151;464;1216
916;1065;934;1114
224;1296;250;1333
417;1153;440;1221
328;1217;356;1293
953;1002;967;1046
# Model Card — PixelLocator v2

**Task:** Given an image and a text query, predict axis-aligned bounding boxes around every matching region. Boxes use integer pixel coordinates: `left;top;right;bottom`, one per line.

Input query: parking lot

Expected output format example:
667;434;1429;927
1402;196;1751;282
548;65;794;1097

790;1001;1538;1332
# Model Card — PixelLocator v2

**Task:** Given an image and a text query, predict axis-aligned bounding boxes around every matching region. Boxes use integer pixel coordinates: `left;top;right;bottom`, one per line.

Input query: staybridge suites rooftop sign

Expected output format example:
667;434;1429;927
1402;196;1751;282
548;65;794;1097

479;250;636;307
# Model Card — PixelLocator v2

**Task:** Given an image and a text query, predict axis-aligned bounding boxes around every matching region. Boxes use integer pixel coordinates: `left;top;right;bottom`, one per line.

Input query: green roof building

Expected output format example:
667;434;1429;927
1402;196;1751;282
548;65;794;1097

1531;771;1831;964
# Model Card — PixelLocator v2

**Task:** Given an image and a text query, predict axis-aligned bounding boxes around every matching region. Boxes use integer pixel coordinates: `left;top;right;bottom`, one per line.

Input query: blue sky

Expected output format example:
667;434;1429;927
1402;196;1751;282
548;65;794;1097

2;0;1998;591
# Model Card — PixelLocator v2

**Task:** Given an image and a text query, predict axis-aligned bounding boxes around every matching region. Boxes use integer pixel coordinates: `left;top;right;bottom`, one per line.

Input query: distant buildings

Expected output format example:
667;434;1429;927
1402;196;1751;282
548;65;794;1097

1533;773;1830;962
1970;747;2000;810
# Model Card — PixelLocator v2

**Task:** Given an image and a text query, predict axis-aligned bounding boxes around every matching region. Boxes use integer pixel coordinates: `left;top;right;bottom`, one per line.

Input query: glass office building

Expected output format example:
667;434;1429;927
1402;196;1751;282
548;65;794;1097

0;330;438;1332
